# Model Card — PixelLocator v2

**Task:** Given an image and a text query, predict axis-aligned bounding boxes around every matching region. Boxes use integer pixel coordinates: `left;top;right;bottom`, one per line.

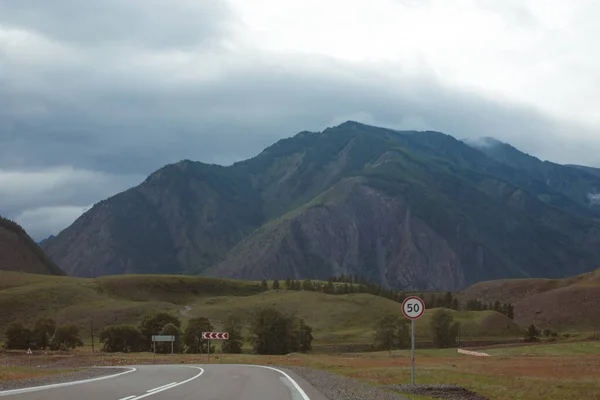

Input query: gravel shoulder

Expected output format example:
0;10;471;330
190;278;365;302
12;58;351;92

384;384;490;400
0;367;128;392
282;366;411;400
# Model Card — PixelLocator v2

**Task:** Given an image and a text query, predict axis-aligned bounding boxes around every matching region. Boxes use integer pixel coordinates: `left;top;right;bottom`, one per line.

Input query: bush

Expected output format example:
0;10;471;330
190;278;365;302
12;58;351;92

249;308;313;355
50;325;83;351
4;323;32;350
99;325;145;353
373;314;410;352
139;313;181;350
430;309;460;348
183;317;213;354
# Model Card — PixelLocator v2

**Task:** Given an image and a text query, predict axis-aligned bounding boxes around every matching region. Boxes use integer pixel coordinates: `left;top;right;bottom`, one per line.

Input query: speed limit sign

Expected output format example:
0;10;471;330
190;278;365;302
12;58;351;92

402;296;425;320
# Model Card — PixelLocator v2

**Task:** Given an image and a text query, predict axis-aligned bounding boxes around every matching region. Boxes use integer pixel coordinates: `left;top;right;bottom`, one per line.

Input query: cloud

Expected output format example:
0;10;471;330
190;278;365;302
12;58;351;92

1;0;600;237
0;167;143;239
14;205;93;241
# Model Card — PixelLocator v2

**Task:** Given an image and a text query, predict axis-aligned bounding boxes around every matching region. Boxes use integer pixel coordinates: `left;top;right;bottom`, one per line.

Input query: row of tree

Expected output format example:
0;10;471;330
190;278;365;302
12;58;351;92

4;318;83;351
262;276;515;320
98;308;313;355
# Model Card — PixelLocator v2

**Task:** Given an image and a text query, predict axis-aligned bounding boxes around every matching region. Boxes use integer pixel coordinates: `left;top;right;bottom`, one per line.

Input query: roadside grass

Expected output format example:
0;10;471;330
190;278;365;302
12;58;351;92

0;366;74;383
486;340;600;356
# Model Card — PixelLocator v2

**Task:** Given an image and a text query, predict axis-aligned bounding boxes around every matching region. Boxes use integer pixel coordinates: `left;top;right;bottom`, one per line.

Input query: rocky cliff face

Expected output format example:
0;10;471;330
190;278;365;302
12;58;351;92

209;182;465;291
42;122;600;290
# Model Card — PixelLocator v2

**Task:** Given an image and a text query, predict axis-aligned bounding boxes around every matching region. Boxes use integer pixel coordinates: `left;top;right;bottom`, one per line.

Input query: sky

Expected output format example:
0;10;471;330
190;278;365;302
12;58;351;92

1;0;600;240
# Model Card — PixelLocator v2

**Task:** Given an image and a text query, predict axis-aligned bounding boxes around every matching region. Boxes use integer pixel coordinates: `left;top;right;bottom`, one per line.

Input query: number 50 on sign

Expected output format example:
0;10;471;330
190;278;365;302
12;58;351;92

402;296;425;320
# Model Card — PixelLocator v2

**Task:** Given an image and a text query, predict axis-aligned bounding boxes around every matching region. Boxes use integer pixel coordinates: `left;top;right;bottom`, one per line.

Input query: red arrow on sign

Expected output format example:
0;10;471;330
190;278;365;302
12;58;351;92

202;332;229;340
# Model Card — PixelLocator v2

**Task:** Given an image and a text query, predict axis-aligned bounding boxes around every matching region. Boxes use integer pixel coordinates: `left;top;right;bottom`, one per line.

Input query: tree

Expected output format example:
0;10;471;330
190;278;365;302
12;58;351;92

302;279;314;291
158;323;182;353
139;313;181;350
290;316;313;352
374;314;410;353
272;279;280;290
506;304;515;320
260;279;268;291
430;309;459;348
99;325;145;353
4;322;32;350
284;278;292;290
525;324;540;342
250;308;290;355
249;308;312;355
50;325;83;351
32;318;56;350
222;313;245;354
183;317;214;353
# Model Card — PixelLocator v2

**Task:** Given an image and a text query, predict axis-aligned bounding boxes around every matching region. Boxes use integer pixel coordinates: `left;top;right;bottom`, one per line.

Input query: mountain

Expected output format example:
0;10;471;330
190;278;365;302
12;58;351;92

38;235;56;246
43;122;600;290
0;216;65;276
463;137;600;211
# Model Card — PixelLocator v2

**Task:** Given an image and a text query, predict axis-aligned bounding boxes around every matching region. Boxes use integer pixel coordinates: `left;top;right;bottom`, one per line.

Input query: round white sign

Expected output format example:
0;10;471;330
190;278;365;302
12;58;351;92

402;296;425;320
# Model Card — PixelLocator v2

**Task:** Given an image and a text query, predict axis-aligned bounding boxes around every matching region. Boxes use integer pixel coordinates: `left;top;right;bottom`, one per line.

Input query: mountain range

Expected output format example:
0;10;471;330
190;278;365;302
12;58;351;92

41;122;600;290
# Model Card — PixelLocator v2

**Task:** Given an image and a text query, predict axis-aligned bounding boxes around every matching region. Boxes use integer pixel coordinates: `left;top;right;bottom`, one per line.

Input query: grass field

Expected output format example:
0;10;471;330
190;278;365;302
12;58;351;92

0;271;522;350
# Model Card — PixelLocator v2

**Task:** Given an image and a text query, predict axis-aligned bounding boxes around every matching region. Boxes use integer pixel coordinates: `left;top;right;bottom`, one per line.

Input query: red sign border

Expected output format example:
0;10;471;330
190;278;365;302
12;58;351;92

402;296;426;320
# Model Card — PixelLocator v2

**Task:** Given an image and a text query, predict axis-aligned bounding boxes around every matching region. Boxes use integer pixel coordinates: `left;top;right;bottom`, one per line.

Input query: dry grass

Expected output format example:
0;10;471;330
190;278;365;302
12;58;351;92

0;366;73;382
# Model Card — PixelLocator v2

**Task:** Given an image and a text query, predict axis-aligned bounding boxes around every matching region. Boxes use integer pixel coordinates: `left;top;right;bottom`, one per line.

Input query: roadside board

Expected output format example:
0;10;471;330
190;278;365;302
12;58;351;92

402;296;426;385
152;335;175;342
202;332;229;340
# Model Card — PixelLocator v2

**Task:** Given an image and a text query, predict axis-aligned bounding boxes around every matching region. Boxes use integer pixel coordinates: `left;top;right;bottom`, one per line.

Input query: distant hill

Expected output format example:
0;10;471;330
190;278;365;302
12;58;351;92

461;268;600;330
0;217;65;276
43;122;600;290
0;271;520;346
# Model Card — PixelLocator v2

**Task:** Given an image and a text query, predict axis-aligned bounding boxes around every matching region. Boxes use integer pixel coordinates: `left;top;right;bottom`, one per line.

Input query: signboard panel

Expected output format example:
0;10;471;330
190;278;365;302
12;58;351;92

152;335;175;342
202;332;229;340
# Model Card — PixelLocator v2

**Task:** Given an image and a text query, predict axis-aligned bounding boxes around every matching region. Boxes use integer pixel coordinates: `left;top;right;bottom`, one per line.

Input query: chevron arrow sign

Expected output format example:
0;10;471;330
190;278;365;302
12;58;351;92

202;332;229;340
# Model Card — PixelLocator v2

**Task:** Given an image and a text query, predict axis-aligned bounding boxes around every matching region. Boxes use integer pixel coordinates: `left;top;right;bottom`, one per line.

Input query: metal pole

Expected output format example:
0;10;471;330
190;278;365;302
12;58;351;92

153;341;156;365
91;320;94;353
411;319;415;385
171;340;173;355
220;340;222;364
208;339;210;364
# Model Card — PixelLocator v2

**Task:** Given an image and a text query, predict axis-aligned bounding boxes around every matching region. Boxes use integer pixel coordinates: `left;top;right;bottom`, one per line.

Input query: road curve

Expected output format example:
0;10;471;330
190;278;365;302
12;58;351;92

0;364;329;400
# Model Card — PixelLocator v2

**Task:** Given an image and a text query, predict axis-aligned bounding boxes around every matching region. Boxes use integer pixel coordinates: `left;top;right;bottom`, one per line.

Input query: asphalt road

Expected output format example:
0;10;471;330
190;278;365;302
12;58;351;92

0;364;329;400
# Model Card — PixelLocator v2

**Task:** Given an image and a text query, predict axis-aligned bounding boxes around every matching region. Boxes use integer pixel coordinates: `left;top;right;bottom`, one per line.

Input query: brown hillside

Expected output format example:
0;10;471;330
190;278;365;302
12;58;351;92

0;217;65;276
462;269;600;330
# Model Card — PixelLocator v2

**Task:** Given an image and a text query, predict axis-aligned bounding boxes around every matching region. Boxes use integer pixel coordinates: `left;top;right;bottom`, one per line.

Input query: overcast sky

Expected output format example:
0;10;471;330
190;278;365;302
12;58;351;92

1;0;600;240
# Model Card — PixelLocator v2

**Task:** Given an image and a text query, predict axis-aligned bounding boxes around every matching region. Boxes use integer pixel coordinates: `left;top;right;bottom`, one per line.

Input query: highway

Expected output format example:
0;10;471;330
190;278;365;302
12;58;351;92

0;364;329;400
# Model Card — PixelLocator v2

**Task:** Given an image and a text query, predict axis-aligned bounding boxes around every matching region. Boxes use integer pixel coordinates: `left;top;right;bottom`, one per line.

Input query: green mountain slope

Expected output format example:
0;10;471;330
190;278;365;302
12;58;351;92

464;137;600;212
43;122;600;290
0;217;65;276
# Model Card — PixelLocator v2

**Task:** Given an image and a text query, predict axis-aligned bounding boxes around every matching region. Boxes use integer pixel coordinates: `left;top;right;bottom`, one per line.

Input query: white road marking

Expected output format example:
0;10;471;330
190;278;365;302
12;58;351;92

240;365;311;400
0;367;137;397
128;367;204;400
146;382;177;393
118;396;137;400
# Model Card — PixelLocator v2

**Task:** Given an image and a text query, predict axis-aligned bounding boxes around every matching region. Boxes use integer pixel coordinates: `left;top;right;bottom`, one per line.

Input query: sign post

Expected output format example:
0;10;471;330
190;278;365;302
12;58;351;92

152;335;176;360
202;332;229;364
26;348;32;368
402;296;426;385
